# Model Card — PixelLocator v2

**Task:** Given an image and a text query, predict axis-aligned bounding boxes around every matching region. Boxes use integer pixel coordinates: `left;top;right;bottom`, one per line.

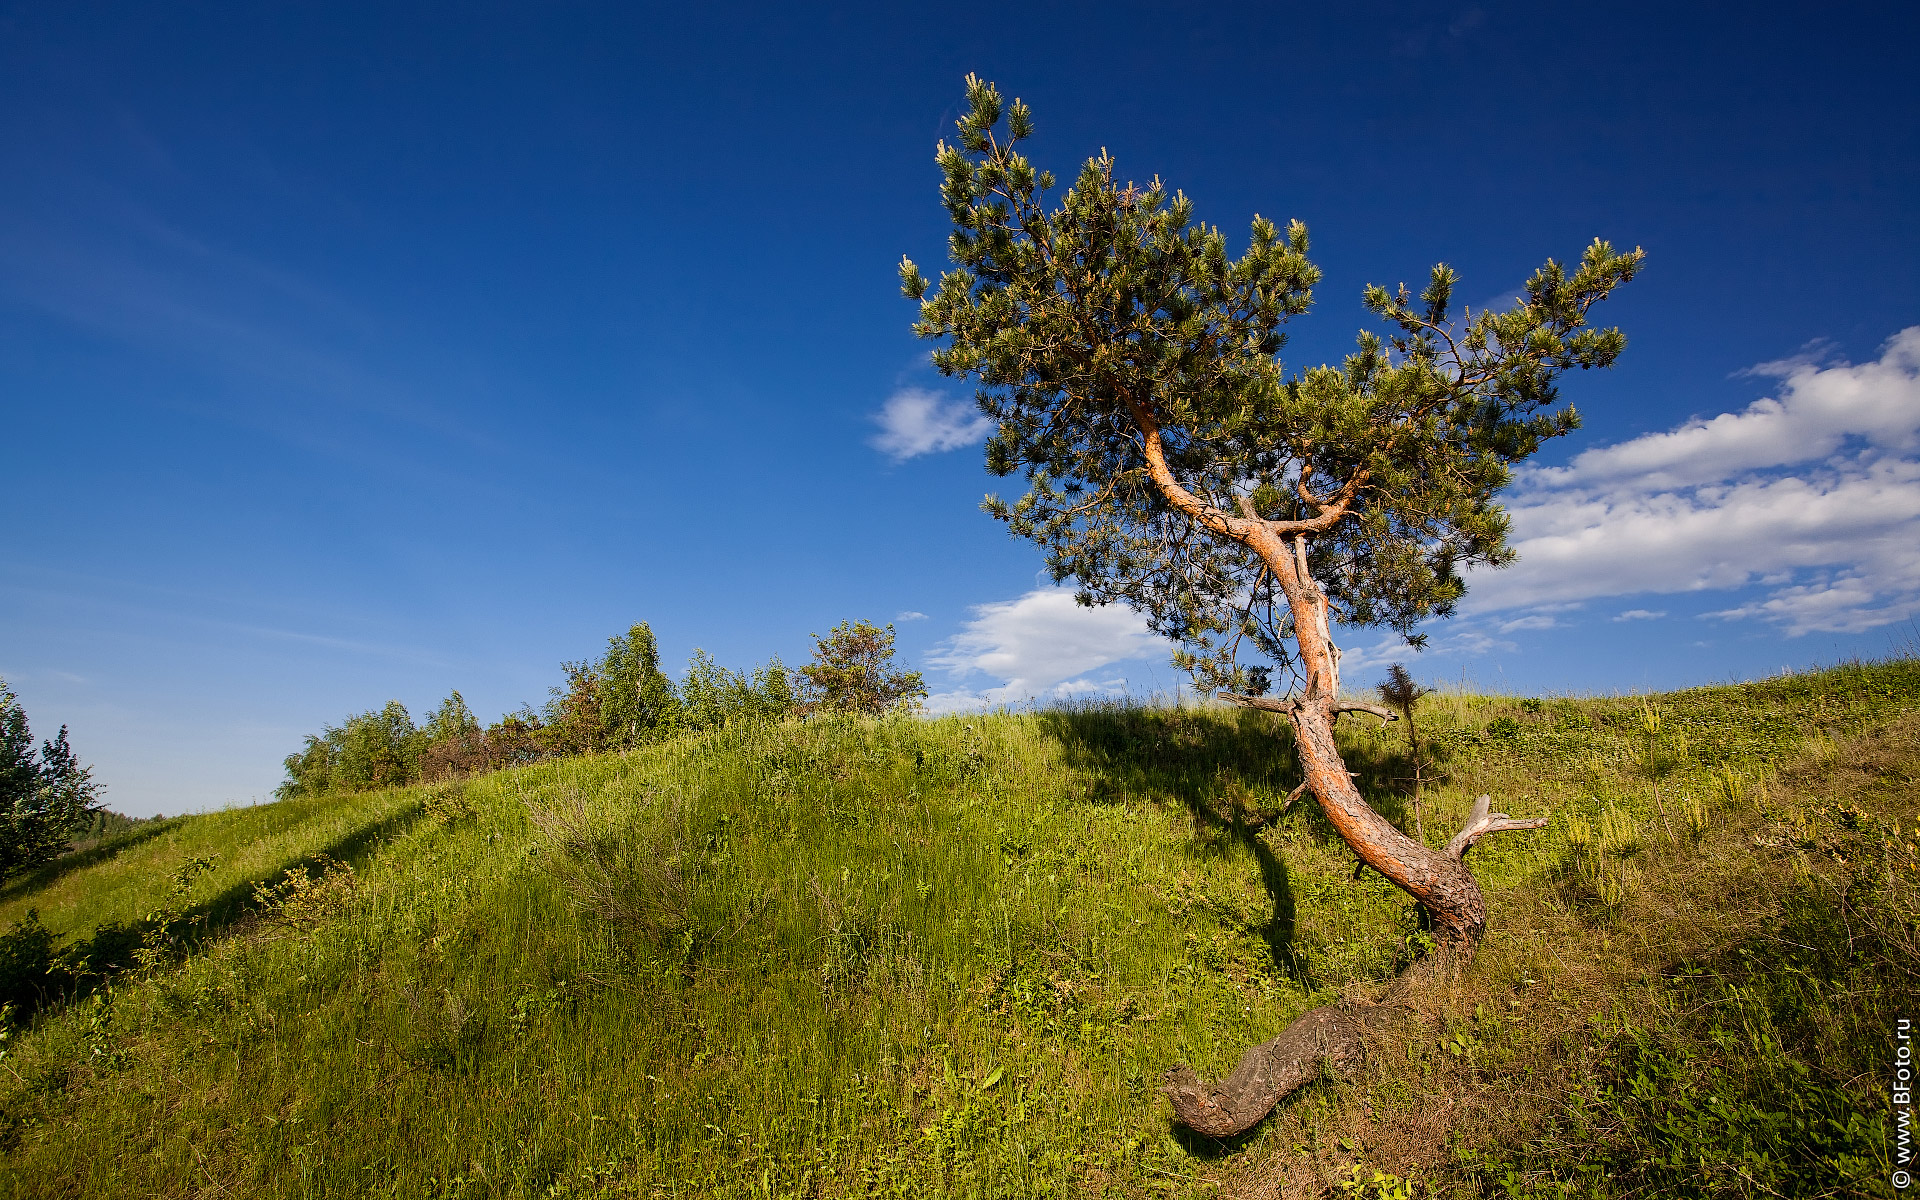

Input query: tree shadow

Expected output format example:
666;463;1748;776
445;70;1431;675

1036;704;1427;985
0;818;187;906
9;797;432;1018
1032;709;1301;977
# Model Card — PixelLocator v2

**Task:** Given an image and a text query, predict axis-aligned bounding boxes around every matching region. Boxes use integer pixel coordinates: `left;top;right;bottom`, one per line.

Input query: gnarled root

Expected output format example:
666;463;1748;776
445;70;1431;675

1163;779;1549;1138
1161;1004;1371;1138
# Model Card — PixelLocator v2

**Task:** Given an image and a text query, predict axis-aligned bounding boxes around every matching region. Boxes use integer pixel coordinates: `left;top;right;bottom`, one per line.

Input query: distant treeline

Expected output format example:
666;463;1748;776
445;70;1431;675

277;620;924;799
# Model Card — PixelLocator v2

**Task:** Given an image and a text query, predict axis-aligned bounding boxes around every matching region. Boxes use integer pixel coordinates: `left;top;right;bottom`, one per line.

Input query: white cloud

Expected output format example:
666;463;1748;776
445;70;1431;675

1497;614;1560;633
868;388;994;461
1461;329;1920;636
1529;327;1920;490
926;588;1170;708
1612;609;1666;622
896;610;928;622
1340;627;1515;678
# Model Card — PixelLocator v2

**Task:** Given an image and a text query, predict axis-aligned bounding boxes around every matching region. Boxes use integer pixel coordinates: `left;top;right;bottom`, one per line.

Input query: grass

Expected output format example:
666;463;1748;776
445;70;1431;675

0;658;1915;1198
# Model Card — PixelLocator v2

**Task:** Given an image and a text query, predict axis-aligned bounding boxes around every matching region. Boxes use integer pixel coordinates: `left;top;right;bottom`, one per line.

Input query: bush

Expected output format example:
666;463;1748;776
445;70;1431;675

798;621;926;716
597;623;682;746
529;790;699;951
275;621;801;797
0;910;60;1017
278;701;424;799
681;650;797;732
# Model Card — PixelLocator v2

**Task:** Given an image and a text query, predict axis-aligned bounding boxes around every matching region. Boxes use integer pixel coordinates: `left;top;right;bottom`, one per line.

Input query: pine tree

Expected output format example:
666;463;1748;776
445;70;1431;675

0;678;103;879
1377;662;1433;840
901;76;1642;1134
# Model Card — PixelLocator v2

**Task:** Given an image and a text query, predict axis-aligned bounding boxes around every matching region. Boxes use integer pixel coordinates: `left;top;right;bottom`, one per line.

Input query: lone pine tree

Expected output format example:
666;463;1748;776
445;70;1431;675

901;76;1642;1135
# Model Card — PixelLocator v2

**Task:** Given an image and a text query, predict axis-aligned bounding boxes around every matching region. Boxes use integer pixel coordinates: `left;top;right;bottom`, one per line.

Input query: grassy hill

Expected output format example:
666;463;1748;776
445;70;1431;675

1;661;1914;1198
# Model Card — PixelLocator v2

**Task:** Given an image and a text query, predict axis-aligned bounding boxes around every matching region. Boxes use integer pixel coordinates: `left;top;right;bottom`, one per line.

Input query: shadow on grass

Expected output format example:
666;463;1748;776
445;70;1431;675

0;819;187;907
7;797;431;1019
1037;705;1418;986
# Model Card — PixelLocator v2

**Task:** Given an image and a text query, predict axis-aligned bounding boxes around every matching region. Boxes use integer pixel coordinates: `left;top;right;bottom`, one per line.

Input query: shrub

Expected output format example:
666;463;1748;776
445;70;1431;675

681;650;797;732
0;910;60;1017
596;623;682;747
278;701;424;798
798;621;926;717
528;790;698;951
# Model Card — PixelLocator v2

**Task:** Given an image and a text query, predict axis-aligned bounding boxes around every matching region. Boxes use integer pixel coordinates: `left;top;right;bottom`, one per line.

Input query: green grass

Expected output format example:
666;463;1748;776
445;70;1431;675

1;659;1916;1198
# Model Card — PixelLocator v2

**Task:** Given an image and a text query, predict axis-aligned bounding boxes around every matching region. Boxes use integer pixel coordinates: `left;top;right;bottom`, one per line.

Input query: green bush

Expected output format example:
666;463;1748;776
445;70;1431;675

277;620;805;798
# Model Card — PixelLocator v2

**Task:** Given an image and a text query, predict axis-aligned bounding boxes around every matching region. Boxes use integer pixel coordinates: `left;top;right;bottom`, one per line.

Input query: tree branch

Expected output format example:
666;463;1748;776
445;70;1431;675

1442;794;1549;860
1216;691;1297;714
1215;693;1395;722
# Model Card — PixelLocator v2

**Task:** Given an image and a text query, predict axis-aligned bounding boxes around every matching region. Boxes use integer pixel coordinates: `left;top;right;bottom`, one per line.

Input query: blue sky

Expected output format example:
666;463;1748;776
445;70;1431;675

2;2;1917;816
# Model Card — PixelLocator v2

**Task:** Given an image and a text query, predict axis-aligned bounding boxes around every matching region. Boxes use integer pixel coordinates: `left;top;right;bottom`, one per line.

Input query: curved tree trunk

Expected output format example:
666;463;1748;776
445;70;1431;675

1162;528;1546;1136
1120;411;1548;1136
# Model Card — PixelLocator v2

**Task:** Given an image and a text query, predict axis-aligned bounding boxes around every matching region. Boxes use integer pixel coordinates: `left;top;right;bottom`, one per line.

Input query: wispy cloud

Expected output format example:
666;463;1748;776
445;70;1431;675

1612;609;1666;622
924;588;1170;711
1462;328;1920;635
1497;614;1561;633
1530;329;1920;491
869;388;994;461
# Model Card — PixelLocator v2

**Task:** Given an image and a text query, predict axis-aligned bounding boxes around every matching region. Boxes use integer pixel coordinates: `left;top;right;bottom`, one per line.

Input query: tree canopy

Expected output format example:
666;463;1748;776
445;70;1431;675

902;75;1643;695
799;621;926;717
903;76;1642;1136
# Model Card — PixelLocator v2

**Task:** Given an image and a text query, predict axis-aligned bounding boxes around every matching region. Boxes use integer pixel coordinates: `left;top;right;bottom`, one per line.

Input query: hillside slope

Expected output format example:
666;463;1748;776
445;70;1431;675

1;661;1914;1198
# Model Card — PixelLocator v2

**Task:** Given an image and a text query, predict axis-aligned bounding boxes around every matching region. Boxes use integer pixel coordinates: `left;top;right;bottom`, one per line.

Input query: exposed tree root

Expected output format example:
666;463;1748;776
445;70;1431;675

1161;950;1470;1137
1161;787;1546;1138
1162;1004;1374;1137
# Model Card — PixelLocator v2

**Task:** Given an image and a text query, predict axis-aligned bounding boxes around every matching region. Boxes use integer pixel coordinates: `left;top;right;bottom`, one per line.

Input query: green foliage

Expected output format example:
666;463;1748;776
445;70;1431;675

903;76;1643;690
1466;817;1911;1198
27;660;1907;1197
277;621;802;798
538;663;611;757
680;650;795;731
798;620;927;716
277;700;423;799
0;910;57;1016
421;690;479;745
0;678;103;880
595;622;682;746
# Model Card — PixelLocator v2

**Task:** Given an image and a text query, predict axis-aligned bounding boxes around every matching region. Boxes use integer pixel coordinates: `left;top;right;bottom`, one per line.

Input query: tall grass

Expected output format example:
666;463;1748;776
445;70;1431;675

0;659;1914;1197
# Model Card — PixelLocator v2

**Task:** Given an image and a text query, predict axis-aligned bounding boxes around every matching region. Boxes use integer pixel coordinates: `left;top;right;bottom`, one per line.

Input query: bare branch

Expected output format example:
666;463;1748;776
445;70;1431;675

1442;794;1550;860
1217;691;1297;714
1277;779;1310;813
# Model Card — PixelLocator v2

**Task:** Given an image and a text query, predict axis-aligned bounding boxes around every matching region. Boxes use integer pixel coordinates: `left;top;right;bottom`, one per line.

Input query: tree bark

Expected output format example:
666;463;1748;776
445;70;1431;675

1163;1005;1371;1137
1123;411;1548;1136
1161;527;1546;1137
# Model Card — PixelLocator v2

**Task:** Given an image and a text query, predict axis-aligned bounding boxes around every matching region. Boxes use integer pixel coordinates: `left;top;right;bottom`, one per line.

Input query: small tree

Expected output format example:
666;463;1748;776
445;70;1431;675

597;623;683;746
680;650;798;731
538;664;610;757
902;77;1641;1134
799;621;927;717
419;690;490;782
1377;663;1433;840
0;678;103;880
